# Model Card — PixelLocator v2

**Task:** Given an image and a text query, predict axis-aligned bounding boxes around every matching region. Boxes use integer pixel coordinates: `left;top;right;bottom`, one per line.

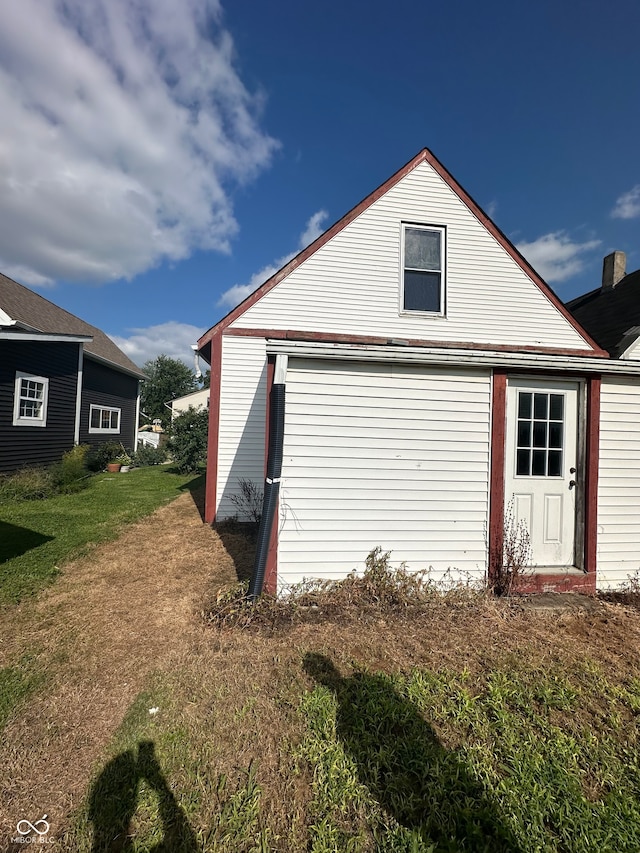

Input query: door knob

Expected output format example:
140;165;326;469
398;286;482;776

569;480;576;490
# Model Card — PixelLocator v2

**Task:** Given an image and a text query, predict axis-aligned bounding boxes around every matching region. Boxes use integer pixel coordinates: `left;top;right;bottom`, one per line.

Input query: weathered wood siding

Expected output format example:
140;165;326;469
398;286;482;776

597;376;640;588
277;358;492;587
0;339;78;471
230;161;590;351
79;358;139;450
217;336;267;519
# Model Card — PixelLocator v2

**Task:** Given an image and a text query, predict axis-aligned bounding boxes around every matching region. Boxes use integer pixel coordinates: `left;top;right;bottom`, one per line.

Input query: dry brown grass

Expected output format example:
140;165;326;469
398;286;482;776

3;491;640;849
0;487;236;843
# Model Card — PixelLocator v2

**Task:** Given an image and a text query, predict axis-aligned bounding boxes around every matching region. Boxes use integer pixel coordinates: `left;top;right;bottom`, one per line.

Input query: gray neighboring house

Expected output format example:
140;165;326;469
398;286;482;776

0;272;145;473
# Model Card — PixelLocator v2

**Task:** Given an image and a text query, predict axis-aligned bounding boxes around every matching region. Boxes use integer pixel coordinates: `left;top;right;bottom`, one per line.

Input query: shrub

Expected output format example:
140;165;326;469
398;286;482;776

86;441;125;472
0;466;54;502
134;444;167;466
50;444;91;494
168;406;208;473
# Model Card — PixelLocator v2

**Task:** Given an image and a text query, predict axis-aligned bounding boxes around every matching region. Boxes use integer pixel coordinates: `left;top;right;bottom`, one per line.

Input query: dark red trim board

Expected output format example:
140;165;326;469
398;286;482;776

224;327;604;359
488;370;507;586
584;376;601;578
204;333;222;524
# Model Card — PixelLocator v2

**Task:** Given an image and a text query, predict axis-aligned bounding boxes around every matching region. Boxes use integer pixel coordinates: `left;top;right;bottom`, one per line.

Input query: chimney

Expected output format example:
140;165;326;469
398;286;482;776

602;251;626;290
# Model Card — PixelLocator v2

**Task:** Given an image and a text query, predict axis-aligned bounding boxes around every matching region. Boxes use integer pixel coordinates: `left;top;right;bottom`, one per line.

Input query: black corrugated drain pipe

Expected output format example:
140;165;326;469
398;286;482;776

248;354;287;601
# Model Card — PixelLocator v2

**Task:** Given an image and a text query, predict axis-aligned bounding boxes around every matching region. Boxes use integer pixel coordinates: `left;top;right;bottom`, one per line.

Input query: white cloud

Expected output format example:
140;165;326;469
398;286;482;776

110;321;205;366
486;200;498;219
218;209;329;308
299;209;329;247
611;185;640;219
516;231;601;283
0;0;278;286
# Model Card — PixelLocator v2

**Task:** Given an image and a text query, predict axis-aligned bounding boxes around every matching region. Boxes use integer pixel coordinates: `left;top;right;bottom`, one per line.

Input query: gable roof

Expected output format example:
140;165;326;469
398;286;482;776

567;268;640;356
198;147;605;357
0;272;145;378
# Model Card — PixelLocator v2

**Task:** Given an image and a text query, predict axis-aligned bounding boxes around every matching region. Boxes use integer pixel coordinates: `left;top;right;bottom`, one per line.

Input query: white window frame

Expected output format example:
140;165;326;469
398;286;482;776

89;404;121;434
399;223;446;316
13;372;49;427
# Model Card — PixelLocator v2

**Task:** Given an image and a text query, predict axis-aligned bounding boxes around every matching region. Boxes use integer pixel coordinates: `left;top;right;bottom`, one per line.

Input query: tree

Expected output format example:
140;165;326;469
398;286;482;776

168;406;209;473
140;354;198;429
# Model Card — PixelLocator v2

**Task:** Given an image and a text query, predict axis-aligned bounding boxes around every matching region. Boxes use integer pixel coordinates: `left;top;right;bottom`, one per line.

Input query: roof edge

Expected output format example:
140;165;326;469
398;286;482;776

84;350;146;380
197;148;606;357
0;330;92;343
198;149;433;350
419;149;606;356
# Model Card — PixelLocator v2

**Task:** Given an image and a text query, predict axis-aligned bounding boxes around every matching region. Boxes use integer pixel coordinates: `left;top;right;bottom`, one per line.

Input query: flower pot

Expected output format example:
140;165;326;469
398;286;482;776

106;463;121;473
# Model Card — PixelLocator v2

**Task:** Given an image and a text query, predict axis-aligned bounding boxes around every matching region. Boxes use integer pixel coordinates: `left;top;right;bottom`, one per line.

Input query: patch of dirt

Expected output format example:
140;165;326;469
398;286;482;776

0;488;240;844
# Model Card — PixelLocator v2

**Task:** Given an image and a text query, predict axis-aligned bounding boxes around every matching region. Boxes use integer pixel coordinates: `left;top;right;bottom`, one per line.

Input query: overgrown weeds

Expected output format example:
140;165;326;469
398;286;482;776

228;477;263;524
0;444;91;502
493;498;532;596
599;569;640;609
203;547;482;632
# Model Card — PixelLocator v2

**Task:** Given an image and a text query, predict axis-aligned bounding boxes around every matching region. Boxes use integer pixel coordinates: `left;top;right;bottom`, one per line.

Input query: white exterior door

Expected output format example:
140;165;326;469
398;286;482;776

504;378;579;568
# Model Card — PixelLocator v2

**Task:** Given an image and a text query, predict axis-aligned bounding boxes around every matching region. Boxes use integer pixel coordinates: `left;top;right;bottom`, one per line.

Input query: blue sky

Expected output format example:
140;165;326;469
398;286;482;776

0;0;638;365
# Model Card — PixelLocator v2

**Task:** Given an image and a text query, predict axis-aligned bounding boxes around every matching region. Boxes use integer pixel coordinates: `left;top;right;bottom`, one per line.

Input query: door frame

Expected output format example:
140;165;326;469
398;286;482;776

488;369;600;591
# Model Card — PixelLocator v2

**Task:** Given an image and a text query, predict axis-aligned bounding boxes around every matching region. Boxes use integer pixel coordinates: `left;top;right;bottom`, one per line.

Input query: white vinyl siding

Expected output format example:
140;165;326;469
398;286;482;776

217;336;267;519
278;358;491;587
231;161;591;351
597;377;640;589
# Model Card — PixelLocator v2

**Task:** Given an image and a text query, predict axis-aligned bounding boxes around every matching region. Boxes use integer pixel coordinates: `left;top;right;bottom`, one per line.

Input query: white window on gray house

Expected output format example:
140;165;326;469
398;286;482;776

89;405;121;434
13;372;49;427
401;224;445;314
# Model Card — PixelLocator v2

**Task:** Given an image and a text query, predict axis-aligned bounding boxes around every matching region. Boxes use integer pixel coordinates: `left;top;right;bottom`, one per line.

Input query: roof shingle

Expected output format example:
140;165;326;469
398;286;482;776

567;269;640;356
0;272;144;378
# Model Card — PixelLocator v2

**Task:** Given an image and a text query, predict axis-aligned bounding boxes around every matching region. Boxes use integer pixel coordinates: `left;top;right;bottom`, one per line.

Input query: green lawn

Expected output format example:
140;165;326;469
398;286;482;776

0;466;200;606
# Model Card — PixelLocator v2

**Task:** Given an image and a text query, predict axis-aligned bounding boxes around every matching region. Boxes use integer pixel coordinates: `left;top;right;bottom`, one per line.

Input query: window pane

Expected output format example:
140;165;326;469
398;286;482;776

517;420;531;447
549;394;564;421
516;449;530;475
518;393;532;419
101;411;110;429
533;421;547;448
91;409;100;428
549;422;563;449
548;450;562;477
532;449;546;476
403;270;441;312
405;228;440;270
110;411;119;429
533;393;548;419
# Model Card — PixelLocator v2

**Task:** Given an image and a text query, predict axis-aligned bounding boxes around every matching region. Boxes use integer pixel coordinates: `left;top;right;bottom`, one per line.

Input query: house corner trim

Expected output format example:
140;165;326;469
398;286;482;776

489;370;507;586
204;334;222;524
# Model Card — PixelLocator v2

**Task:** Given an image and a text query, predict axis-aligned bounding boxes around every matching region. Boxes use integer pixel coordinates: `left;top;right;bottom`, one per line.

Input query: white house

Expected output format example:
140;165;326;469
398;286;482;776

169;388;209;419
197;149;640;594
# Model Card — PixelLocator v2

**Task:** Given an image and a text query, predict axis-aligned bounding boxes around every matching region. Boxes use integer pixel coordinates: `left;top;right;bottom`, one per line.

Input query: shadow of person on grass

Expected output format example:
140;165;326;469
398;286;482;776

89;740;197;852
303;653;522;853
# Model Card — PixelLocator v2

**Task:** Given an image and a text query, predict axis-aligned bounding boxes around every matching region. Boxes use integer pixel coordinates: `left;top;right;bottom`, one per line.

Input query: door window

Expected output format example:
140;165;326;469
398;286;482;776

515;391;564;477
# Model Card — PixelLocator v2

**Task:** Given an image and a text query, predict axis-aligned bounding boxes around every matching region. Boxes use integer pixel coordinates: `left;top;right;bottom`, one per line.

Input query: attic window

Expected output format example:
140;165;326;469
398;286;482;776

401;224;445;314
13;372;49;427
